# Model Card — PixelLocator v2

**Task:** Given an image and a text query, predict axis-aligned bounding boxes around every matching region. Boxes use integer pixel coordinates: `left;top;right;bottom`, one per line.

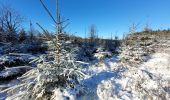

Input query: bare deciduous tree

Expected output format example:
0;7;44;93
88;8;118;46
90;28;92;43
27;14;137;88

143;23;152;32
0;4;24;42
89;24;98;45
18;28;27;43
0;20;4;42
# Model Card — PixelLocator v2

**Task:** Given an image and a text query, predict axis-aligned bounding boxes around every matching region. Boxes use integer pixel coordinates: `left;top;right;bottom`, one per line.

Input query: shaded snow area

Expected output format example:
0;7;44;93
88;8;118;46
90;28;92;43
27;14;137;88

0;66;33;78
0;79;20;100
0;54;36;81
0;53;36;100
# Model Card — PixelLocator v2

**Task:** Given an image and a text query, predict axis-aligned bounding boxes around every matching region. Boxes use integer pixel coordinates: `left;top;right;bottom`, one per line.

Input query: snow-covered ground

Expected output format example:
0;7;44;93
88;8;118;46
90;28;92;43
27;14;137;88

61;41;170;100
0;53;37;100
92;46;170;100
2;47;170;100
1;41;170;99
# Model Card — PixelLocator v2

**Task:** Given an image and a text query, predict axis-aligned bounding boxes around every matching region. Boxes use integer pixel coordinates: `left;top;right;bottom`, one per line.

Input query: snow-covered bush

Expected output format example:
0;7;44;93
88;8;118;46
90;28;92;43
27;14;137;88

119;33;160;67
94;47;112;61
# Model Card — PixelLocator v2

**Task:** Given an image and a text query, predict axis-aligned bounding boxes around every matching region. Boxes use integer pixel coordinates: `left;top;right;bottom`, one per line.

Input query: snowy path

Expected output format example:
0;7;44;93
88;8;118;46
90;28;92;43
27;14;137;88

79;68;127;100
77;57;128;100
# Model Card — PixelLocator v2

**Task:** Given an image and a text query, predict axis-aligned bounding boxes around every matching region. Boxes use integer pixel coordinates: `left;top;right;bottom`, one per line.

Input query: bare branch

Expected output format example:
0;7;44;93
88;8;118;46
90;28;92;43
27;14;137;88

39;0;58;25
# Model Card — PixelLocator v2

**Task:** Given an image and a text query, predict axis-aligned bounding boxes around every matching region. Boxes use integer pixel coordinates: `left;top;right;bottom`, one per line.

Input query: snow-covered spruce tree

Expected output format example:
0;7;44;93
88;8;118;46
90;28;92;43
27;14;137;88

1;0;86;100
2;32;86;100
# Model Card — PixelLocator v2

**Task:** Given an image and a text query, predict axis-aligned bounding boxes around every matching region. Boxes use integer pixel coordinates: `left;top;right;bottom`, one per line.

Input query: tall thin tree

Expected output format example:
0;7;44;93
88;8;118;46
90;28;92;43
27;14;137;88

39;0;69;64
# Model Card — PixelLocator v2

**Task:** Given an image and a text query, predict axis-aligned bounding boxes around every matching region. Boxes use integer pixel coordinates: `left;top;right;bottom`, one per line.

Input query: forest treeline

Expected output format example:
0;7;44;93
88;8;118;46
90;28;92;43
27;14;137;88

0;4;121;54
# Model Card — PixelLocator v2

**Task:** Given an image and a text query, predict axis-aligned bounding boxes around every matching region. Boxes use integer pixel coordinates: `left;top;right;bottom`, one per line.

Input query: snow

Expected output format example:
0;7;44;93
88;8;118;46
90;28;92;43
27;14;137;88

52;89;74;100
64;40;169;100
0;53;37;62
0;66;33;78
94;47;170;100
0;79;20;100
140;49;170;79
0;53;36;99
1;48;170;100
29;43;168;100
86;56;120;74
1;39;170;99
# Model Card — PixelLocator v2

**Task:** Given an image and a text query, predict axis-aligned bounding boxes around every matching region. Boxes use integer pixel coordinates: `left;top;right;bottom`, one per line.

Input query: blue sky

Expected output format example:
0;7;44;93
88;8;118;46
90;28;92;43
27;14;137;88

1;0;170;38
